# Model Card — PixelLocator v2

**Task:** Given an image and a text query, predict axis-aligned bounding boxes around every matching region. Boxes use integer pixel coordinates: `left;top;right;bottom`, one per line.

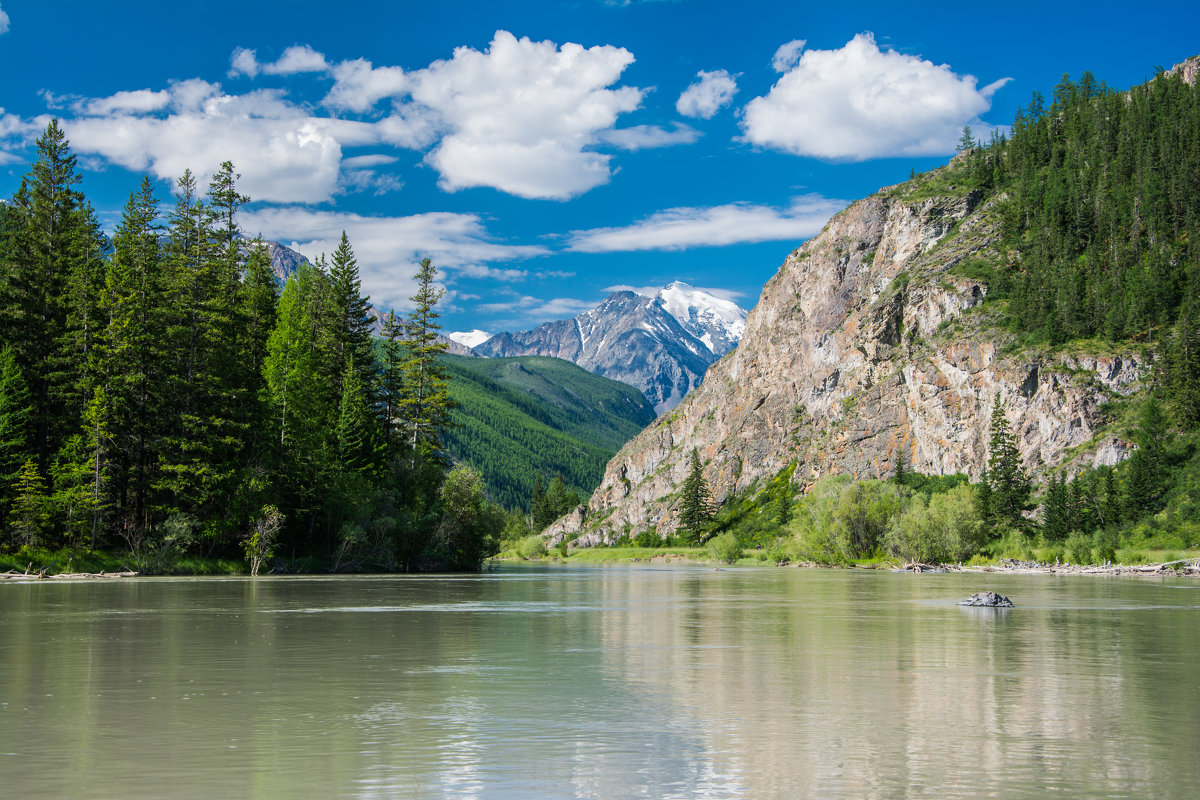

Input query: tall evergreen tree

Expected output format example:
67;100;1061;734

322;232;375;401
677;448;714;542
0;346;32;524
400;258;454;460
0;120;91;471
983;396;1032;529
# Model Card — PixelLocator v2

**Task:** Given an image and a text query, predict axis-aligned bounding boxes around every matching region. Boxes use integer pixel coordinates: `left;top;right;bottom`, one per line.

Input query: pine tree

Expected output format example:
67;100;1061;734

1040;473;1071;541
0;346;32;523
677;448;714;542
983;396;1032;529
400;258;454;460
100;178;166;534
379;310;406;456
0;120;91;471
335;360;377;478
8;459;50;548
323;232;375;402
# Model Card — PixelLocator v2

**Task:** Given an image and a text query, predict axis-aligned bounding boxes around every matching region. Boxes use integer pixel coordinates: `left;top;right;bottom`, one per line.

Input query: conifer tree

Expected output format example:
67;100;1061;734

1040;473;1071;541
9;459;49;547
677;448;714;541
379;310;406;455
0;346;31;523
0;120;91;471
400;258;454;460
323;232;375;402
983;396;1032;529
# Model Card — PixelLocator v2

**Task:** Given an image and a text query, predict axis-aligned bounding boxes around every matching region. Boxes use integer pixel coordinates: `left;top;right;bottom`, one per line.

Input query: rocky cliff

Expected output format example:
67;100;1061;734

552;175;1144;543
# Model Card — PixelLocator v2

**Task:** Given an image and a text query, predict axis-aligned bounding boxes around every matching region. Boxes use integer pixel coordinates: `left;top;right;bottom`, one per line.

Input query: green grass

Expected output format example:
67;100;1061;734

1;547;245;576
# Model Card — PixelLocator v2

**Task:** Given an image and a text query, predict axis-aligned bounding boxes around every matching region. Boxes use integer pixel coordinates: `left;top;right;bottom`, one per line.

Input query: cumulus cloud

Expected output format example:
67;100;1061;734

0;5;10;35
77;89;171;116
771;39;806;72
742;33;1008;161
567;195;845;252
407;30;644;199
27;31;672;203
324;58;407;112
230;44;329;78
676;70;738;119
242;207;549;311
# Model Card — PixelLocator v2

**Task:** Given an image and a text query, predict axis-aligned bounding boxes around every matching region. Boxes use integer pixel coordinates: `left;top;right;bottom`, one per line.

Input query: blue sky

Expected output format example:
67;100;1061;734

1;1;1197;334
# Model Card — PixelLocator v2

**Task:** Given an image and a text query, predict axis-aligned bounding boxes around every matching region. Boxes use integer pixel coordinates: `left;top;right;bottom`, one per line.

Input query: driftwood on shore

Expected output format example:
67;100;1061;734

935;557;1200;577
0;567;138;581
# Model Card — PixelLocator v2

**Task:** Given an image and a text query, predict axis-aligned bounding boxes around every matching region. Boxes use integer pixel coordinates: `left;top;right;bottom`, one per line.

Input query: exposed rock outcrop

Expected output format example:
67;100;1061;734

558;180;1142;543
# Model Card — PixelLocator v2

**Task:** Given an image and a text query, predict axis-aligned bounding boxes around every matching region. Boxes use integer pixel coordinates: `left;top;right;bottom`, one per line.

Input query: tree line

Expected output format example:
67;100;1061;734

0;121;495;571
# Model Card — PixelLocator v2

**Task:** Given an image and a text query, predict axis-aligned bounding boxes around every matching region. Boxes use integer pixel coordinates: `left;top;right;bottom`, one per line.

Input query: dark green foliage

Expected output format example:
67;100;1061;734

981;397;1032;530
0;132;491;570
440;354;654;510
0;346;31;522
400;258;454;460
1041;473;1071;542
926;69;1200;419
533;473;580;530
677;448;714;542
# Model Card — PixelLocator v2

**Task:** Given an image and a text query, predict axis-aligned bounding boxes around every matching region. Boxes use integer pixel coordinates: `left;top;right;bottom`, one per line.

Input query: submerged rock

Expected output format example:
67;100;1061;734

958;591;1014;607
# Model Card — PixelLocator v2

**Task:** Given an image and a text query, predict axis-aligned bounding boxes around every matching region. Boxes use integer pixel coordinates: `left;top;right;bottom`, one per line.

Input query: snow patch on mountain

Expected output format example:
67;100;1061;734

449;330;494;348
653;281;747;357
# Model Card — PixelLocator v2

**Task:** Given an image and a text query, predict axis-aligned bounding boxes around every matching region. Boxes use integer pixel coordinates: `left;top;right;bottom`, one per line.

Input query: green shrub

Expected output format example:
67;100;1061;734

633;530;662;548
707;532;742;564
516;534;547;559
1092;528;1118;564
1065;531;1093;565
883;484;983;564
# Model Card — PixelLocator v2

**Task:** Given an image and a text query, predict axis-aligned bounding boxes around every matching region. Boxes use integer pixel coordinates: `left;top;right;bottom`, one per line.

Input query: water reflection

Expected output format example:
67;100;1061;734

0;569;1197;798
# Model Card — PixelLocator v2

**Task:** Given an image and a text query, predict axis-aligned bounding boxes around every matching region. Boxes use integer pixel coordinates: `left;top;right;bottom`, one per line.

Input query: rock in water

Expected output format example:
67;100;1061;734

958;591;1013;607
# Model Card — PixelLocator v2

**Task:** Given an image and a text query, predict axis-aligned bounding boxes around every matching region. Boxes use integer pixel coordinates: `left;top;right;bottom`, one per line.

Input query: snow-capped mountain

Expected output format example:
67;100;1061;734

449;330;494;348
472;284;748;413
652;282;747;357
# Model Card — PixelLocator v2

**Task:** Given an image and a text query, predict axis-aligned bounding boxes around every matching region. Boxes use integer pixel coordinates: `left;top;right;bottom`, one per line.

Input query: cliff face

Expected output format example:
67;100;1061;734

555;182;1143;542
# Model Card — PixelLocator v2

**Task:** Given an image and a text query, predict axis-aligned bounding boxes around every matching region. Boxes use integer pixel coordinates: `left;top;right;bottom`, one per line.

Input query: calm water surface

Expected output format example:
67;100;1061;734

2;564;1198;799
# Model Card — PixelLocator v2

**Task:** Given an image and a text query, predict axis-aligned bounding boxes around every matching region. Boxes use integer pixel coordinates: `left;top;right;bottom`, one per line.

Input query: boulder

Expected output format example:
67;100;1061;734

957;591;1014;607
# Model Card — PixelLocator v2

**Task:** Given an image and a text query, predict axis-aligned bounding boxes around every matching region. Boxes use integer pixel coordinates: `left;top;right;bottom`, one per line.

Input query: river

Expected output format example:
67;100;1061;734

2;564;1197;798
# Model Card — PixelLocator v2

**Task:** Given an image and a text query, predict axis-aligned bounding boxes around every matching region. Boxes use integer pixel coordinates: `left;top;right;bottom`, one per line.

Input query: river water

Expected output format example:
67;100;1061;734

1;564;1197;799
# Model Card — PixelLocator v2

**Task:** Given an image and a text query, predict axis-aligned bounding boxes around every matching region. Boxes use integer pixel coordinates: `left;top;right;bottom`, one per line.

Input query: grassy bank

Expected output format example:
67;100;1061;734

0;547;245;576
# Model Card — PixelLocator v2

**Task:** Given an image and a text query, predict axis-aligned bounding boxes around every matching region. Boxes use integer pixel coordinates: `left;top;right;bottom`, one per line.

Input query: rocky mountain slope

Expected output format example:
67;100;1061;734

473;283;748;413
550;173;1144;543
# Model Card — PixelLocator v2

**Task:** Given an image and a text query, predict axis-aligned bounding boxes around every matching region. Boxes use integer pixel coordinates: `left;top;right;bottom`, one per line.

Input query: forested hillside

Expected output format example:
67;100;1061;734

442;355;655;509
0;121;495;572
950;66;1199;418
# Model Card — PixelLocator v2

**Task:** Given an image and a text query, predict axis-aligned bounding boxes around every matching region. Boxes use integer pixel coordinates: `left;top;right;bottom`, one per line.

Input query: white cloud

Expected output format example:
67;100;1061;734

0;5;9;35
61;80;392;204
242;207;549;311
597;123;699;150
567;195;845;252
78;89;171;116
742;33;1007;161
771;39;806;73
676;70;738;119
0;107;49;163
230;44;329;78
324;58;407;112
229;48;260;78
478;293;597;319
407;30;644;199
267;45;329;75
341;154;398;168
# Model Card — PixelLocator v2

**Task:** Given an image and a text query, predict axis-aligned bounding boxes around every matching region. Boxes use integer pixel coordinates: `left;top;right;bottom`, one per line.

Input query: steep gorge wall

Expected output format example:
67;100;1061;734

552;182;1143;543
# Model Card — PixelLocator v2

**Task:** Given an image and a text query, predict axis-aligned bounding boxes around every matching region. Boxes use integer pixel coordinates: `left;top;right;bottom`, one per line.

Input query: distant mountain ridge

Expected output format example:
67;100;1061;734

472;282;748;413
